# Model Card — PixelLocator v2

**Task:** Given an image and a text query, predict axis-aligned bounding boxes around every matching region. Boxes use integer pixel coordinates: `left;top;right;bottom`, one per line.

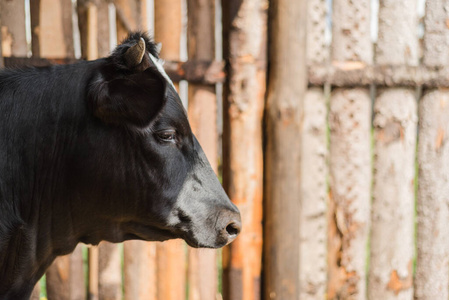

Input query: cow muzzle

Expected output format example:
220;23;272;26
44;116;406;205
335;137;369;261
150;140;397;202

215;209;242;246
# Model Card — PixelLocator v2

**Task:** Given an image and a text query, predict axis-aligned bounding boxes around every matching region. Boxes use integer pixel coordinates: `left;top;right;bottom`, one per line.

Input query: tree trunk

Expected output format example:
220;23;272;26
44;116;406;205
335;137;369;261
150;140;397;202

300;0;329;299
368;1;418;299
415;1;449;299
327;1;372;299
186;0;218;299
221;0;267;299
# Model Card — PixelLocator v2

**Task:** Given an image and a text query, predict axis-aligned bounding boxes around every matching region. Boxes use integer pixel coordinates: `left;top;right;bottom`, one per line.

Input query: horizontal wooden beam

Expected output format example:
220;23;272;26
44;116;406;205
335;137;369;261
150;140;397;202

309;62;449;88
3;57;226;84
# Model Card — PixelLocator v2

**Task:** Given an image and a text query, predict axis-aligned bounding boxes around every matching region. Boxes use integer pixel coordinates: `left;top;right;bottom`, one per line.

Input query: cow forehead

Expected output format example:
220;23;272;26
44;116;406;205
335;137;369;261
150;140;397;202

148;53;175;90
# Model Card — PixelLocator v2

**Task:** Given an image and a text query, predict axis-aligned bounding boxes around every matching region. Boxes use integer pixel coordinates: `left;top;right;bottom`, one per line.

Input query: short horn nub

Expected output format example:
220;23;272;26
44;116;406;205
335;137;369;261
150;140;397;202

124;37;146;67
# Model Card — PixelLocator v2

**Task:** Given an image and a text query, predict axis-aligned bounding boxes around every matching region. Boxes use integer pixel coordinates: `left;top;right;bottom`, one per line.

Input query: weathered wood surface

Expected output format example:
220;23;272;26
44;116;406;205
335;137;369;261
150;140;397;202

328;89;371;300
370;89;417;300
415;1;449;299
30;0;74;58
369;1;418;299
300;0;328;299
0;0;27;57
328;1;371;299
124;241;157;300
263;0;306;299
309;64;449;88
301;88;328;300
415;90;449;300
186;0;218;299
89;247;99;300
115;0;145;42
77;0;111;59
222;0;266;299
98;243;122;300
46;255;71;299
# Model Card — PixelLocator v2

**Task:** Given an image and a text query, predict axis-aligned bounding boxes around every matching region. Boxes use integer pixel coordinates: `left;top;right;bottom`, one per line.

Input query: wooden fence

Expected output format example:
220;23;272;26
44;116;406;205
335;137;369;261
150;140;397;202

0;0;448;299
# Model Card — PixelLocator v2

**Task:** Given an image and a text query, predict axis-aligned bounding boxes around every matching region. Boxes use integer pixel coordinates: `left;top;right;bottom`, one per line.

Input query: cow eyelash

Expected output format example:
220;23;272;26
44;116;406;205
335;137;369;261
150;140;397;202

155;130;177;143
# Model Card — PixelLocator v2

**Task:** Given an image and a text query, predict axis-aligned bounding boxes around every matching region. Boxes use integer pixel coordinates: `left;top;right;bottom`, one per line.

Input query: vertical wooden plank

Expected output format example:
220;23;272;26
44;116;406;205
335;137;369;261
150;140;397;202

415;1;449;299
47;245;85;300
46;255;71;299
186;1;218;300
415;90;449;300
77;0;111;59
264;0;307;298
124;241;157;300
115;0;146;42
370;90;417;300
153;1;186;300
221;0;267;299
300;0;328;299
369;1;418;300
0;0;27;57
328;1;372;299
89;247;99;300
30;0;74;58
98;243;122;300
70;245;86;300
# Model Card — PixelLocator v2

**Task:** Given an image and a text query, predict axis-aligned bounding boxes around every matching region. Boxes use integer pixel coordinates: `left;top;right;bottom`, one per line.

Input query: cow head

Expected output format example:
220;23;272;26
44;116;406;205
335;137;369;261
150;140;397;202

77;33;241;248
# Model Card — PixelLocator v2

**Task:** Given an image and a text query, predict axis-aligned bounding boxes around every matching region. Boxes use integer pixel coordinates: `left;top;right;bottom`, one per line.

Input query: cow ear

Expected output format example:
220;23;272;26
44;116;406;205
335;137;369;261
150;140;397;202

88;68;167;127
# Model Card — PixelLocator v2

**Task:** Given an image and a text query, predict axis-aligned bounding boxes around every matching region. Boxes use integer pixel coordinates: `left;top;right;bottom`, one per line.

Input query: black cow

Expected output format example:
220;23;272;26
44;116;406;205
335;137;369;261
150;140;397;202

0;32;241;299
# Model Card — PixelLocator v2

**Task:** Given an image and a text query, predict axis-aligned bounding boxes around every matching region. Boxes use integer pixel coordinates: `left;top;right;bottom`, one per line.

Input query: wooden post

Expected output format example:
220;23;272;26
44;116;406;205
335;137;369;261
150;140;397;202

221;0;267;299
46;255;71;299
263;1;307;299
114;0;146;42
89;246;99;300
328;1;372;299
77;0;111;59
415;1;449;299
186;1;218;299
30;0;74;58
47;245;85;300
124;241;157;300
98;243;122;300
368;1;418;300
300;0;328;298
0;0;27;57
153;1;186;299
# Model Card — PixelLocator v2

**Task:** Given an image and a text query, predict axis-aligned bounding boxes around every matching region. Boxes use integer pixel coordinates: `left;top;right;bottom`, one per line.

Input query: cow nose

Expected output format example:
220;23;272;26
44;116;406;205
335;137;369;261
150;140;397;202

217;210;241;245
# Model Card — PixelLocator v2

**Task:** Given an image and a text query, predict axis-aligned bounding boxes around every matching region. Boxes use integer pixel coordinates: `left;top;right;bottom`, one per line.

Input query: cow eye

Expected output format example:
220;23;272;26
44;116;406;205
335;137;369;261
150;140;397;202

156;130;176;143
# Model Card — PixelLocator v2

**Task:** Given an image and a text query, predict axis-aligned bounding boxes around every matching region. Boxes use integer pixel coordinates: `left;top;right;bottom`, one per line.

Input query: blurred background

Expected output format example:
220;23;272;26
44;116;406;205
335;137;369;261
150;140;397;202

1;0;447;299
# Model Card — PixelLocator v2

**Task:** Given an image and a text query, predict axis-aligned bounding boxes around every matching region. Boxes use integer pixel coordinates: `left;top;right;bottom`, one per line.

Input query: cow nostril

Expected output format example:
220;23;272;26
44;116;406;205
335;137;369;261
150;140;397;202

225;221;241;237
